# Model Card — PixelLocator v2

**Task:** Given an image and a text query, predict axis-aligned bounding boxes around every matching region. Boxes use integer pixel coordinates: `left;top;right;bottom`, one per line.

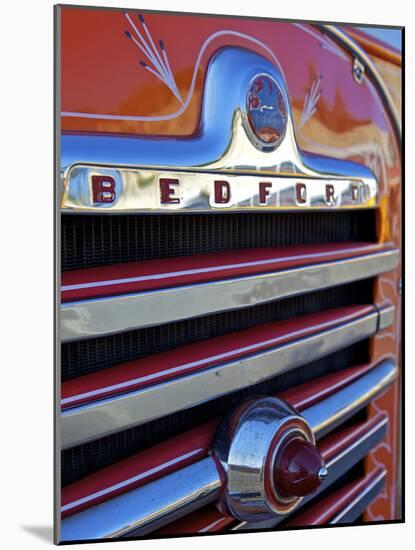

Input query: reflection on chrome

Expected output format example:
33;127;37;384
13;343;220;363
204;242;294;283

60;308;393;449
60;360;395;540
60;48;378;213
60;249;399;342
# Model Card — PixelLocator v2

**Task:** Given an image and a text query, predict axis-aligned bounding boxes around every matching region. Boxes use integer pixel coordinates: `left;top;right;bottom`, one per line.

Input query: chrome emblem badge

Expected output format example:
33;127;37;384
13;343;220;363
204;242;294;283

213;397;327;521
246;74;287;148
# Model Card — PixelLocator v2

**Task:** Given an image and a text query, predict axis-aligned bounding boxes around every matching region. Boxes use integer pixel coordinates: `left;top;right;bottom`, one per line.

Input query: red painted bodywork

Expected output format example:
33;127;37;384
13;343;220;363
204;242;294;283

61;242;394;303
60;6;401;525
60;9;395;142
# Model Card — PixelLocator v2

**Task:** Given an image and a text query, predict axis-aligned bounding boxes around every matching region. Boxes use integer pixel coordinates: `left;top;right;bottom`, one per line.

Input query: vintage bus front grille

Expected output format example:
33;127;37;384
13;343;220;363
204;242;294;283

60;206;396;536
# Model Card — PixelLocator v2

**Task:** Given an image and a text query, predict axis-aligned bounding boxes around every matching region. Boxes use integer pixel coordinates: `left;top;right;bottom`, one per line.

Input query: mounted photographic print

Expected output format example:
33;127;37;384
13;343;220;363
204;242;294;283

55;4;403;544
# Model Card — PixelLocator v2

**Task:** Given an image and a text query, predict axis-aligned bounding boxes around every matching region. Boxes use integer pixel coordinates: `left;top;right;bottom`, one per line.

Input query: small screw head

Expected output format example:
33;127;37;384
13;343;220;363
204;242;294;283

318;466;328;481
353;58;365;84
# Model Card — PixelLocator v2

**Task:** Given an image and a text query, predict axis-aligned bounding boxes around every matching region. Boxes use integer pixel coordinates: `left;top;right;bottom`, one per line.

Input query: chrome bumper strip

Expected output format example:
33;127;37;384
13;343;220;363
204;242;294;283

61;308;393;449
61;457;222;541
61;249;398;342
61;364;392;540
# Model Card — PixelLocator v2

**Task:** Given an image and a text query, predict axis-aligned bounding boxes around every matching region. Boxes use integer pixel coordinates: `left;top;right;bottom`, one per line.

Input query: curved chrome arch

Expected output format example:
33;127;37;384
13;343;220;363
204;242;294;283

61;47;378;213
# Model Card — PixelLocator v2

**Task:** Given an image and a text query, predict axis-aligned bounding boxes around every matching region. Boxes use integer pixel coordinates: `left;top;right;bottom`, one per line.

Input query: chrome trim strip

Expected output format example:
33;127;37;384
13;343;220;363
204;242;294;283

234;414;389;531
317;25;401;140
61;245;387;292
61;47;378;213
322;415;388;477
61;448;202;515
61;309;393;449
303;358;397;439
329;469;386;524
61;249;398;342
60;457;222;541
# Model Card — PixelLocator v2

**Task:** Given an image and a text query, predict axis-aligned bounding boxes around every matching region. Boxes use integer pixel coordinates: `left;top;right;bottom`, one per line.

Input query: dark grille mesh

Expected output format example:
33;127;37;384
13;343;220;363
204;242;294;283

61;210;376;271
62;279;373;381
61;339;369;486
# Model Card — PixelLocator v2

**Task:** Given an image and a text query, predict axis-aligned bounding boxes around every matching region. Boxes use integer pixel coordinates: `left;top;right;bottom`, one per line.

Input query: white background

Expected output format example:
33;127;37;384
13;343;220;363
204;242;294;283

0;0;412;548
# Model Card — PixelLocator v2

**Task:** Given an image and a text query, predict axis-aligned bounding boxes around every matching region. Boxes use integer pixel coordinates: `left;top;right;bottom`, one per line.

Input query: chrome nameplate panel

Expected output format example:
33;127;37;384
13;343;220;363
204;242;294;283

61;48;379;214
62;165;378;212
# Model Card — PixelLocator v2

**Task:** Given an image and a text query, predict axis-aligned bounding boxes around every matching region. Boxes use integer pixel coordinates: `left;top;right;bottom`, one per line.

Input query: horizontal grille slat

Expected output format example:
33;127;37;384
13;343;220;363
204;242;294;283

62;279;373;381
61;340;369;486
60;247;397;343
61;210;376;271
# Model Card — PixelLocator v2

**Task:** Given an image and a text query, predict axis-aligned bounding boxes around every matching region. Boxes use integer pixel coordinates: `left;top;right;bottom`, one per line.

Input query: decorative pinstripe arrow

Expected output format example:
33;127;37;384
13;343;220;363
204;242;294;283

124;12;184;104
299;76;322;129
